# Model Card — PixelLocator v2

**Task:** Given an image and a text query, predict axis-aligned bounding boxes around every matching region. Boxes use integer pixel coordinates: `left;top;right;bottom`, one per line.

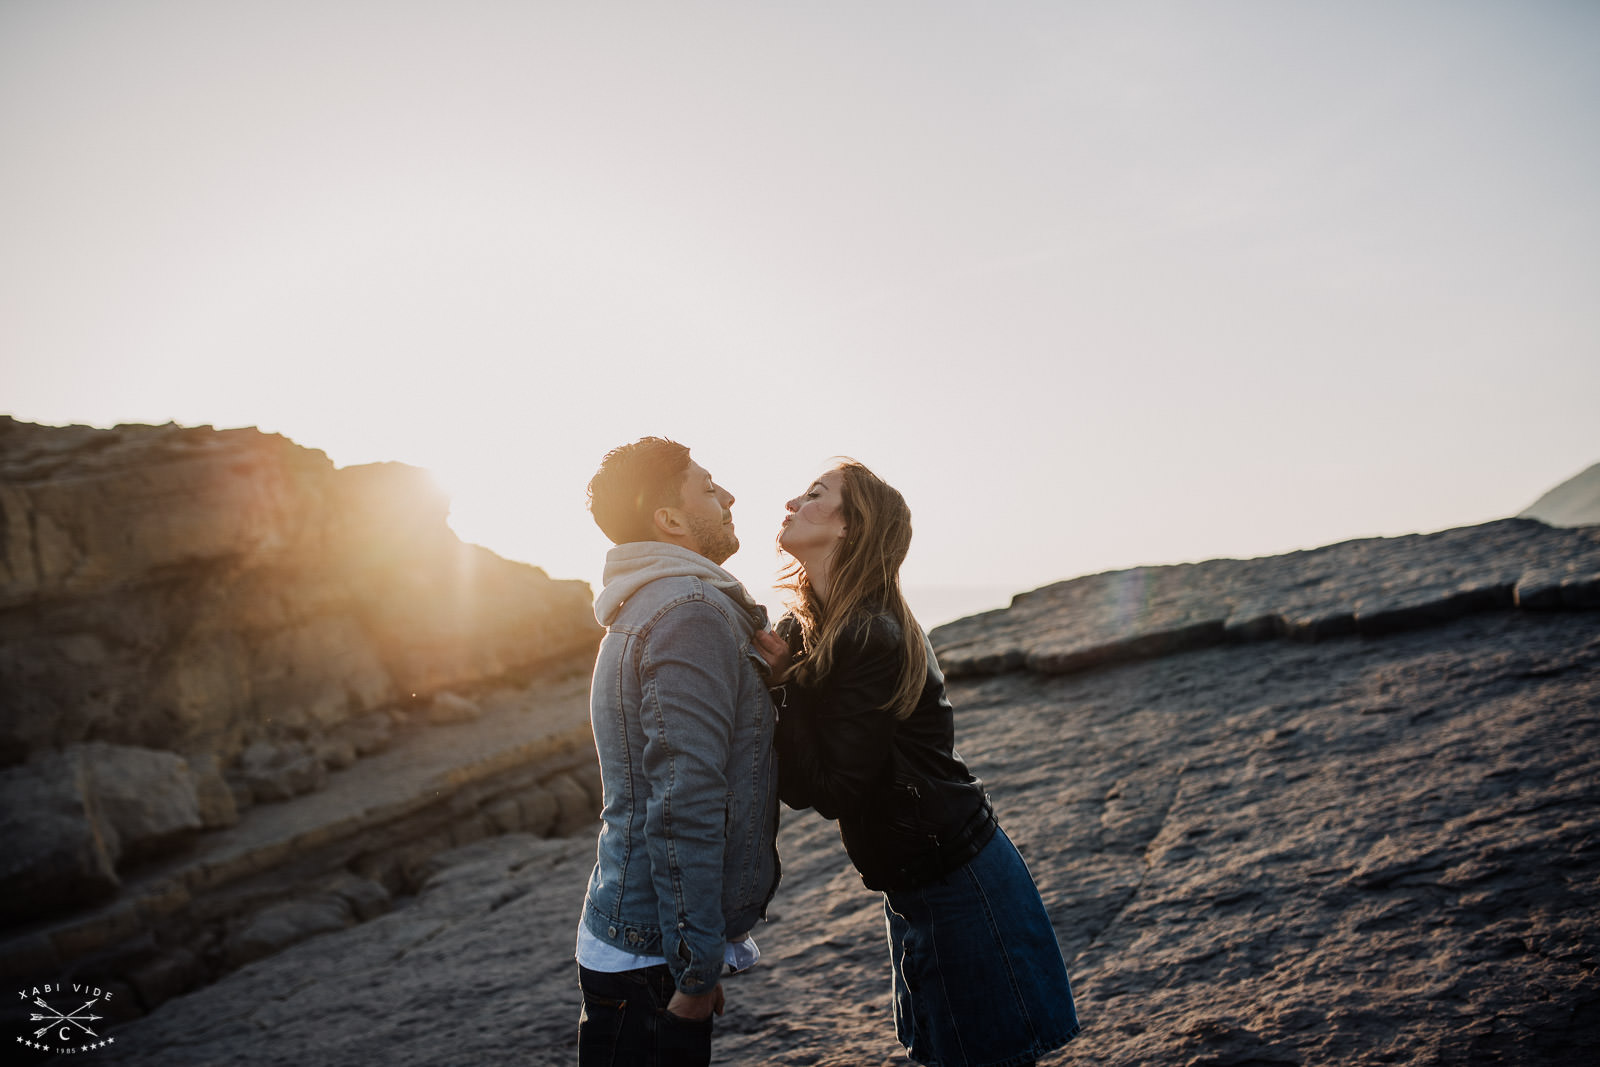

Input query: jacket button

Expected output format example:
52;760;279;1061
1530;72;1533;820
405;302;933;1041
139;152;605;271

607;926;617;938
626;931;638;944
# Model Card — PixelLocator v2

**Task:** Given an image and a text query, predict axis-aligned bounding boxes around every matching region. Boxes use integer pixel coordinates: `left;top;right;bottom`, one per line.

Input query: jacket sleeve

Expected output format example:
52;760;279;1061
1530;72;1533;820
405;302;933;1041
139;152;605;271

638;598;739;994
776;617;902;820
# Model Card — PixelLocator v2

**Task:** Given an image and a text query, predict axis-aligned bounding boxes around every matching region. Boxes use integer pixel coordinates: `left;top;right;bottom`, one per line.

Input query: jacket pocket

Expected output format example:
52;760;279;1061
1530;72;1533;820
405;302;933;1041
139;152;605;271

886;774;931;837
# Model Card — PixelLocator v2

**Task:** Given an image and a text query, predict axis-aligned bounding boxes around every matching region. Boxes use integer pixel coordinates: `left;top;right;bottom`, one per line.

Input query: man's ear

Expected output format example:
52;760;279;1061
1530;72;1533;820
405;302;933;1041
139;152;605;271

652;506;684;538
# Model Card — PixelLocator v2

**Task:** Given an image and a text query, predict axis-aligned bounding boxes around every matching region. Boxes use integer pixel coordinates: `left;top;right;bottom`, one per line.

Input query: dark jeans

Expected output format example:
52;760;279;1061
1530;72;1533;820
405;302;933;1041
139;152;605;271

577;963;713;1067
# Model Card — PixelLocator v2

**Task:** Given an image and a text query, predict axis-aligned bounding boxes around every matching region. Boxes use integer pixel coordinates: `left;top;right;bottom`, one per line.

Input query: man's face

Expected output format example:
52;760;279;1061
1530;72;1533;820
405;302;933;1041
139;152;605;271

675;460;739;564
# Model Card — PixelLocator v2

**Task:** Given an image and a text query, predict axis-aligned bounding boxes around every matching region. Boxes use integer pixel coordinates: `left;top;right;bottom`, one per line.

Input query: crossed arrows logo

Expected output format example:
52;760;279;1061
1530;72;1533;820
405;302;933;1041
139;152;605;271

29;995;102;1041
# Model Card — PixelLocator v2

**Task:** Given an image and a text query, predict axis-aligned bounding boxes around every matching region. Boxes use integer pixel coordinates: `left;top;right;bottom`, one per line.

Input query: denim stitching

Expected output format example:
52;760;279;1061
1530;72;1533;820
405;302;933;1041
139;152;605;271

960;842;1043;1056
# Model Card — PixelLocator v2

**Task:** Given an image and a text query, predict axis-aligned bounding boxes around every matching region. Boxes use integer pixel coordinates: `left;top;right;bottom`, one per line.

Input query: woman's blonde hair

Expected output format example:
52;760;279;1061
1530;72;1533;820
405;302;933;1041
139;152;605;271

779;460;927;720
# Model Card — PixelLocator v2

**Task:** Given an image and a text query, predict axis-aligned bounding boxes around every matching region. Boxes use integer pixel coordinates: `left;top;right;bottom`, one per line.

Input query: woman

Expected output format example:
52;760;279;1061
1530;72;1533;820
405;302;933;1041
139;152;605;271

766;460;1080;1067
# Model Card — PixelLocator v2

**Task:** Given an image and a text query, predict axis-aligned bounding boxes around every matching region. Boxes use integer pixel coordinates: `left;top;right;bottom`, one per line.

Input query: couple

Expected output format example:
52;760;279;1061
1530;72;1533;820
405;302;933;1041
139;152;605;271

575;438;1080;1067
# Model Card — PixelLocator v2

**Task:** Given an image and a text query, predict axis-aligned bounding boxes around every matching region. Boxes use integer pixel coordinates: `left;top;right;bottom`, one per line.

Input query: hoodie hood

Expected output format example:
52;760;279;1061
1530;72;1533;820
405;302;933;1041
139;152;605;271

594;542;769;636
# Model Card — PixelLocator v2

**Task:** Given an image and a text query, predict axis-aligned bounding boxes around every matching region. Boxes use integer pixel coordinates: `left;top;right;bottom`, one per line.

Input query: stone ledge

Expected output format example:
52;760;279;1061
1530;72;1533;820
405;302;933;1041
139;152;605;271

0;673;600;1018
932;520;1600;679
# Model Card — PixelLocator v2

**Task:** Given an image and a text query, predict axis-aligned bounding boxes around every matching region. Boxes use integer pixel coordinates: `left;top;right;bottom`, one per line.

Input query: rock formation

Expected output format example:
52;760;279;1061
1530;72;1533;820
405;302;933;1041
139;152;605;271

0;417;601;926
1520;460;1600;528
929;518;1600;679
7;435;1597;1064
75;515;1598;1066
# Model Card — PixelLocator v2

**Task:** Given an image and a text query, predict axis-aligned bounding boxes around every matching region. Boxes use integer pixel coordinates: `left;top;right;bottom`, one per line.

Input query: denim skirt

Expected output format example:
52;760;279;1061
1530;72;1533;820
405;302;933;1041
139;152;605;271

883;827;1080;1067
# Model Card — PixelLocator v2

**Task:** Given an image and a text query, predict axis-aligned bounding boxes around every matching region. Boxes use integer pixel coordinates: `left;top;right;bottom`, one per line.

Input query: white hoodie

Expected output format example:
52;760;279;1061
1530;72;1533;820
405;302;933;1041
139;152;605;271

593;541;769;637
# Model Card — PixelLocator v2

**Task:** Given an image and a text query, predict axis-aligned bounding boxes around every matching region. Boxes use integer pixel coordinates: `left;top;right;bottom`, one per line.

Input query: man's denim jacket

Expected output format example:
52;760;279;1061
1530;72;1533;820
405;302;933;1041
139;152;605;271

581;543;780;994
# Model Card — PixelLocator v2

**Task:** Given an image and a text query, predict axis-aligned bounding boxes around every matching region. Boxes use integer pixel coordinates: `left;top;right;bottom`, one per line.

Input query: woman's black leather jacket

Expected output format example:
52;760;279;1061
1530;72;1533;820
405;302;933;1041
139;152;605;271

773;610;996;892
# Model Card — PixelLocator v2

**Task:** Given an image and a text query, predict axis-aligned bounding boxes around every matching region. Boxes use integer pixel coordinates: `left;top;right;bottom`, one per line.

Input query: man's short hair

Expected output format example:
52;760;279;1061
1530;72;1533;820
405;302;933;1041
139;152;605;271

587;437;692;545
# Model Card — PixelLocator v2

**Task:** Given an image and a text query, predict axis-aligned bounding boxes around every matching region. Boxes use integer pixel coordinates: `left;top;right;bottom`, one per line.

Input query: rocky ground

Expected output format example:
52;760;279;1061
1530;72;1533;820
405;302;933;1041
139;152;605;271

55;522;1598;1066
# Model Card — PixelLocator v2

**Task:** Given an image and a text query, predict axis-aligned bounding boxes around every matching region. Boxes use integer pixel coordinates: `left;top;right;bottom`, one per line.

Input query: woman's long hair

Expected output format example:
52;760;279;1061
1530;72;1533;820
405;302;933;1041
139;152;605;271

779;460;927;720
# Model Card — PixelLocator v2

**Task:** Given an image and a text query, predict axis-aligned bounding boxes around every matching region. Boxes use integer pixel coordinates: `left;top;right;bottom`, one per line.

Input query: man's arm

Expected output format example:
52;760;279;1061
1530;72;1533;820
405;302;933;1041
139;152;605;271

638;597;740;999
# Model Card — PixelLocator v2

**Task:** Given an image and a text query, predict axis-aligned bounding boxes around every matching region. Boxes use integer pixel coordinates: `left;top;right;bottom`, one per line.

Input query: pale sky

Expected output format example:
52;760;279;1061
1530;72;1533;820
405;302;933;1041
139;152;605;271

3;0;1597;626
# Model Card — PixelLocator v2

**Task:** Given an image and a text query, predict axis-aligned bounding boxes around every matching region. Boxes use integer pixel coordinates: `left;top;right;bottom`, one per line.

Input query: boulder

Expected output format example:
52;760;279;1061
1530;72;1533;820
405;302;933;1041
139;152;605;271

184;754;240;830
76;743;204;863
425;691;482;725
118;942;206;1013
312;736;358;771
326;873;392;923
516;786;559;837
232;740;326;804
0;742;221;922
330;711;394;757
546;772;596;837
0;751;119;922
221;893;355;971
481;796;525;835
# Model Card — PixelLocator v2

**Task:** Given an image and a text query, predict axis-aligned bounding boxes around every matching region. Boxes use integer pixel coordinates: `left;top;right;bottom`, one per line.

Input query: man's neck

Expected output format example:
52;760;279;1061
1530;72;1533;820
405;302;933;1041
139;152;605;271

650;534;712;562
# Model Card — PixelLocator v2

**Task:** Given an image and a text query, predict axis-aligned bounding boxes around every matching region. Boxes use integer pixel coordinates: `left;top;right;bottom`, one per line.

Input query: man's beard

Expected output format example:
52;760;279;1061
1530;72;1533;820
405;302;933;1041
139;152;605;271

687;513;739;565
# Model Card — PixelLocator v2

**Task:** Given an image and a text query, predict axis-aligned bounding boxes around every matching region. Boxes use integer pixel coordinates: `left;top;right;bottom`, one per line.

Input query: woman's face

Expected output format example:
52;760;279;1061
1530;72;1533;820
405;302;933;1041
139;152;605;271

779;471;847;563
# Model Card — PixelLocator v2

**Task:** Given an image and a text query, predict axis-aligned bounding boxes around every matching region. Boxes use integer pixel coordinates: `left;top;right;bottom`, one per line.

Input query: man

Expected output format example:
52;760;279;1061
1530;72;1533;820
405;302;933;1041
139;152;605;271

576;437;781;1066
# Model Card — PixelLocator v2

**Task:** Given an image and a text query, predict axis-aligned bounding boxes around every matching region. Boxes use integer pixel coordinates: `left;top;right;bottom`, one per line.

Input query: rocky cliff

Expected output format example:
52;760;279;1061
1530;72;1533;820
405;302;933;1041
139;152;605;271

1521;460;1600;528
0;417;601;927
79;514;1599;1066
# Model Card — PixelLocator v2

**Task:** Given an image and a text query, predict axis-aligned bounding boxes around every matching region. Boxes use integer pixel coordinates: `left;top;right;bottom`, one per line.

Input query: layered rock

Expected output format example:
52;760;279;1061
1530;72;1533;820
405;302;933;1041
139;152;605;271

0;670;600;1022
0;418;598;761
0;417;600;923
929;518;1600;678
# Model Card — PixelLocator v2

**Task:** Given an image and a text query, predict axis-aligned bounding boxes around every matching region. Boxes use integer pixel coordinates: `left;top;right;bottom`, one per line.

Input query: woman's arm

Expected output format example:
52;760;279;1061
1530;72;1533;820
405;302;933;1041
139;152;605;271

776;618;903;820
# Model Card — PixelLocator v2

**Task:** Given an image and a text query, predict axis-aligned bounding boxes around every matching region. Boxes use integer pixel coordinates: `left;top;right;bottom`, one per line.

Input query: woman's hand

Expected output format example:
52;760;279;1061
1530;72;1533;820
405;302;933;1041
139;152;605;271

754;629;790;676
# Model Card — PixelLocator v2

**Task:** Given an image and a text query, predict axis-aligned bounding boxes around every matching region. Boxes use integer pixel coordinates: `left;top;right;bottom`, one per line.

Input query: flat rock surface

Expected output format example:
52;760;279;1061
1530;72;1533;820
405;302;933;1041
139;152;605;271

96;605;1600;1065
181;672;594;873
929;519;1600;678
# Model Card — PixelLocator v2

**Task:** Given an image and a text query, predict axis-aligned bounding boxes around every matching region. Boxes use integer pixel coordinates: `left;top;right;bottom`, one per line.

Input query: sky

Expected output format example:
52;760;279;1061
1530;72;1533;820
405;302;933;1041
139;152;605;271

3;0;1597;627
